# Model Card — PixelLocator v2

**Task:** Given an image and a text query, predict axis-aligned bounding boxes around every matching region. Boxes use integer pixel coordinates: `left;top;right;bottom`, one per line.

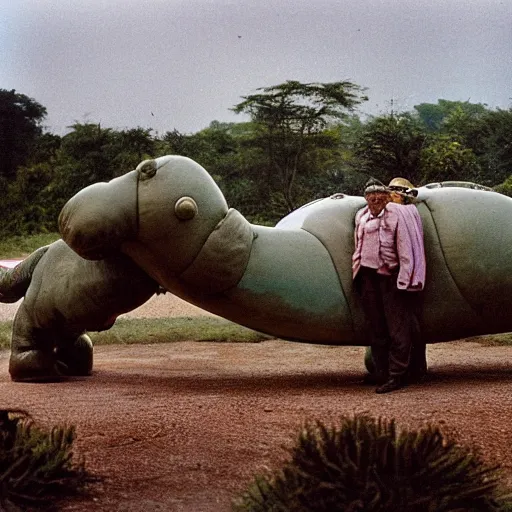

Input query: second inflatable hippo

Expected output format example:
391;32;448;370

1;240;159;382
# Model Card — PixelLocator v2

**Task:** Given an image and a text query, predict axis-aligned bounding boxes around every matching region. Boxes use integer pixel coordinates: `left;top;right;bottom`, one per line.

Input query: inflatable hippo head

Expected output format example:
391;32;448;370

59;156;228;280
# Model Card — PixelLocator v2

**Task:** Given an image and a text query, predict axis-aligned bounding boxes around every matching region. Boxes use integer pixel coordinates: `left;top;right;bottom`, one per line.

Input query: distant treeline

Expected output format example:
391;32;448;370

1;83;511;236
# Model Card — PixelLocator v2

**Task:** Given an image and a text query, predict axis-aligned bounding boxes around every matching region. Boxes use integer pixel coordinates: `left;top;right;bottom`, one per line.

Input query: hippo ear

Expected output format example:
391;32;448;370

175;196;198;220
136;159;157;180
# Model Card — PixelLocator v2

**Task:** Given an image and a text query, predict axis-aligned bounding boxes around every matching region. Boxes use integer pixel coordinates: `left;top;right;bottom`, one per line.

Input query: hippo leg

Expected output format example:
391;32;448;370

363;346;375;374
407;341;428;383
9;303;66;382
55;333;93;377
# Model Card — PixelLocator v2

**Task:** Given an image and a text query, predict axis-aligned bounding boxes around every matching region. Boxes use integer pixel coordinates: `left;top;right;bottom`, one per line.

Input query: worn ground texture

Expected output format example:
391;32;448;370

1;293;512;511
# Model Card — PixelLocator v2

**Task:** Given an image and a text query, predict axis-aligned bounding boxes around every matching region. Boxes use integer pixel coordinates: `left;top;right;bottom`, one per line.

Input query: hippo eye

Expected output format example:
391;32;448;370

136;159;157;180
175;196;198;220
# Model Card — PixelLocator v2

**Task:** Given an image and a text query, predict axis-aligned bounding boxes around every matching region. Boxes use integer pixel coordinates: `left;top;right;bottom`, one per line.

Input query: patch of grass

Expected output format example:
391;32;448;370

0;233;60;259
0;317;270;350
465;333;512;346
0;321;12;350
0;409;92;511
95;316;271;345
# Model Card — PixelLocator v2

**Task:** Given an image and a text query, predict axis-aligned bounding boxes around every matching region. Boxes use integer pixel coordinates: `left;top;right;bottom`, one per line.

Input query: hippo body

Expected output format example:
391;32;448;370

59;155;512;347
2;239;159;381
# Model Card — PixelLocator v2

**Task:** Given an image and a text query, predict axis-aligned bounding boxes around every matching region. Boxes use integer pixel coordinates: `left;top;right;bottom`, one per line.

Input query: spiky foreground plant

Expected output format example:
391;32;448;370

0;409;89;511
234;414;510;512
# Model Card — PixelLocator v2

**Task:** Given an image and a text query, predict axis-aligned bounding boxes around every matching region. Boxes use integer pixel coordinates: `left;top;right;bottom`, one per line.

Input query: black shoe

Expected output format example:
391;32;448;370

362;373;388;386
376;377;405;394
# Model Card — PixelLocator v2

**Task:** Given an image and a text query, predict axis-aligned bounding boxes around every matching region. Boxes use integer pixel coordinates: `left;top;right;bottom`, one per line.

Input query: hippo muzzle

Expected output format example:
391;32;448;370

59;171;139;260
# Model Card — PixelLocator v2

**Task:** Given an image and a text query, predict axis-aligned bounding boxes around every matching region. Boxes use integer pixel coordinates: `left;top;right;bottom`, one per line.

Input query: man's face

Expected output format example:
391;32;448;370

365;191;390;216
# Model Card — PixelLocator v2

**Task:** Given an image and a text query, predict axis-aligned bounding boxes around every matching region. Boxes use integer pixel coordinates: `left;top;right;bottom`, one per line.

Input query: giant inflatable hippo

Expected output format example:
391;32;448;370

1;240;159;382
59;155;512;351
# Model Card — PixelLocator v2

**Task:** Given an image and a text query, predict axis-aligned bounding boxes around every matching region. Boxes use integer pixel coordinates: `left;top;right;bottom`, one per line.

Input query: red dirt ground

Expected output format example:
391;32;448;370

1;294;512;511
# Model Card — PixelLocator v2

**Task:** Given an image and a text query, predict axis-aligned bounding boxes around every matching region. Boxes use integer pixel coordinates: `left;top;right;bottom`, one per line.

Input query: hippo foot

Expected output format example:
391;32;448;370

9;351;68;383
363;346;375;374
55;333;93;377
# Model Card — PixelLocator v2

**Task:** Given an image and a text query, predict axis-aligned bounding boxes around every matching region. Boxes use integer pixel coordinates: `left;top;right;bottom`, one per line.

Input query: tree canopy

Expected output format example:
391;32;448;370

1;84;511;236
0;89;47;181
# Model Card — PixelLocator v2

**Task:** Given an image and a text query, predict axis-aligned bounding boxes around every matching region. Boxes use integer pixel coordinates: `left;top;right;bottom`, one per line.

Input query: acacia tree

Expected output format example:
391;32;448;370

232;80;368;211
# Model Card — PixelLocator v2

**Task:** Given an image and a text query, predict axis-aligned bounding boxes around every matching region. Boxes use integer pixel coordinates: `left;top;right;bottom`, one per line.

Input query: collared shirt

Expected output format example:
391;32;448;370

359;213;384;269
352;203;426;291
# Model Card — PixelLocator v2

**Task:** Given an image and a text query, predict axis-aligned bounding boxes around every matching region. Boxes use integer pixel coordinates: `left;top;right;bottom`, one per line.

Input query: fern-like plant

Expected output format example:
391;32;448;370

234;414;510;512
0;409;90;511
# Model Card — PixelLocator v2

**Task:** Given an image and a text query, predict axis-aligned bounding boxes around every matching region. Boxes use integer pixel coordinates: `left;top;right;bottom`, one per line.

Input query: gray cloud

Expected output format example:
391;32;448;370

3;0;511;134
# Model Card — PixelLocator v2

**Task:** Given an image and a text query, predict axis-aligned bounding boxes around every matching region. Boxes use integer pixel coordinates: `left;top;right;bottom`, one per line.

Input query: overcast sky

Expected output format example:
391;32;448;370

2;0;511;135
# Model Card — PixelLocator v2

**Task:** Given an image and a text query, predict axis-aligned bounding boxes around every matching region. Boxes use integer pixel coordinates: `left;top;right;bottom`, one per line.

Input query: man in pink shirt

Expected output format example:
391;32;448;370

353;178;426;393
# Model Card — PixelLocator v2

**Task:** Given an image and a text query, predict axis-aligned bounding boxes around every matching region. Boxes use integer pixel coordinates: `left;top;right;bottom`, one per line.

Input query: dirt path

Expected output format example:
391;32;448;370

0;292;216;322
1;296;512;511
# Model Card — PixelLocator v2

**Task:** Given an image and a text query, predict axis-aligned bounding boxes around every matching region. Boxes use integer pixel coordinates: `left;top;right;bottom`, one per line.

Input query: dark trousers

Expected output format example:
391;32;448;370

356;266;417;378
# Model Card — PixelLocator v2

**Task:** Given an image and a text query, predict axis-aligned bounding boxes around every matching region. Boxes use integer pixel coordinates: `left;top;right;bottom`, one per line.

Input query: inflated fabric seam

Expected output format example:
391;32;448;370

178;209;254;294
299;226;354;334
423;202;479;316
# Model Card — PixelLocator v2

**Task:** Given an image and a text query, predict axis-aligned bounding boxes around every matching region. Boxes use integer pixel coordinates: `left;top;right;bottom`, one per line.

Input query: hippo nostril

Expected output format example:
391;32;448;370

136;159;157;179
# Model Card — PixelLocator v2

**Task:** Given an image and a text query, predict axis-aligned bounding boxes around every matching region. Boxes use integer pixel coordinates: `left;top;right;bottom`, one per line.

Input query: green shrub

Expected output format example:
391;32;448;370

234;414;510;512
0;410;90;511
